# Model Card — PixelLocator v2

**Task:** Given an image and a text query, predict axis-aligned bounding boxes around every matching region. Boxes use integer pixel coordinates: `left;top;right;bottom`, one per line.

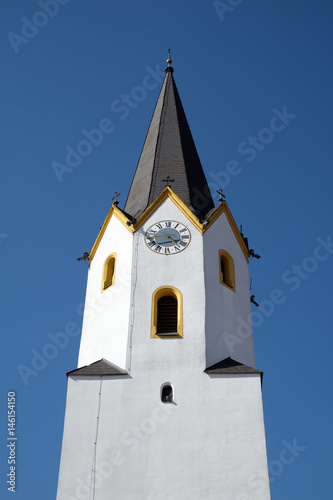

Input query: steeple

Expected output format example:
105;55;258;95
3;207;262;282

124;54;215;220
57;55;271;500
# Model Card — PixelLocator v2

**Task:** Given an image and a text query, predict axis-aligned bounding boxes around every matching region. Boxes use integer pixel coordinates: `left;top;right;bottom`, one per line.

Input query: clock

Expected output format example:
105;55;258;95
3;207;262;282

145;220;191;254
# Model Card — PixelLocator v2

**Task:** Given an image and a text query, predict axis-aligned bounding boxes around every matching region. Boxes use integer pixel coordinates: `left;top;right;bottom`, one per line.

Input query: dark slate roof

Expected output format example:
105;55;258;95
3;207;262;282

67;358;127;377
205;357;263;380
124;65;215;220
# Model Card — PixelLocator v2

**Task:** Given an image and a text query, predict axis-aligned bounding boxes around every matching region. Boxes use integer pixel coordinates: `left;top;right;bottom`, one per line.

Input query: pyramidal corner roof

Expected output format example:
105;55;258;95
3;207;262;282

205;357;263;382
67;358;128;377
124;56;215;220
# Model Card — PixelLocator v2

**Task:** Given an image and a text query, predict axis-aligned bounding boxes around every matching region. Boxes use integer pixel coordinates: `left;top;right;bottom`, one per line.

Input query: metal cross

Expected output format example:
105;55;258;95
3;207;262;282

112;192;121;206
250;295;259;307
77;252;90;265
162;176;175;187
216;189;226;203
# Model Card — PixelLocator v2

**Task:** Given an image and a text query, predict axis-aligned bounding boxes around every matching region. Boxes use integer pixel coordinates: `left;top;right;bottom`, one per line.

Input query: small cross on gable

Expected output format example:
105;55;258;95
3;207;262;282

162;176;175;187
112;192;121;206
217;189;226;203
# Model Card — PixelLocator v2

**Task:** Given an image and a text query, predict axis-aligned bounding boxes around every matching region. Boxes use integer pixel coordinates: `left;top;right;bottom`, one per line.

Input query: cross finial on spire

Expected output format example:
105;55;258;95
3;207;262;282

167;48;172;66
217;189;226;203
162;176;175;187
165;48;174;73
112;192;121;206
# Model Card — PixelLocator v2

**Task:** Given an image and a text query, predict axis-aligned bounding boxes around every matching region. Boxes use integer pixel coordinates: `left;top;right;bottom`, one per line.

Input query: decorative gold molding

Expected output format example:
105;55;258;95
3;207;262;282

101;252;117;293
151;286;183;339
134;187;203;232
204;202;249;261
89;205;134;262
89;188;249;262
219;249;236;292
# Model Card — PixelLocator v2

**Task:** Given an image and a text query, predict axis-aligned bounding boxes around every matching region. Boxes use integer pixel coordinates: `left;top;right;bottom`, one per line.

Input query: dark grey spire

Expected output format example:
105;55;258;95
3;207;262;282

124;58;215;219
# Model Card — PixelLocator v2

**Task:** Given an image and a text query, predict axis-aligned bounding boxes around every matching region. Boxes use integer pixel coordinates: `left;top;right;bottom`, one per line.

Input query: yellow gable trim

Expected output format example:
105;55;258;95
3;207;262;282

144;189;249;260
89;188;249;262
204;203;249;261
89;205;134;262
134;187;204;233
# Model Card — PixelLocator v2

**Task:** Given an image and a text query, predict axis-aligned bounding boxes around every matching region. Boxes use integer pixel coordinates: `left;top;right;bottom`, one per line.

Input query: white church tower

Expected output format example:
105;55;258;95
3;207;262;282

56;56;271;500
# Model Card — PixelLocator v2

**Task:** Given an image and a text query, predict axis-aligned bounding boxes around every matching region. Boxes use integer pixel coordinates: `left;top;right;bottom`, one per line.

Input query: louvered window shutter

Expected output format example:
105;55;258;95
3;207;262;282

156;295;178;334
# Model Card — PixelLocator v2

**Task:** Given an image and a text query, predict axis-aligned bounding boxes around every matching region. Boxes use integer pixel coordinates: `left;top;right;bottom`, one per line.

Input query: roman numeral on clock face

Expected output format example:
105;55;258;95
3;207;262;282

145;221;191;254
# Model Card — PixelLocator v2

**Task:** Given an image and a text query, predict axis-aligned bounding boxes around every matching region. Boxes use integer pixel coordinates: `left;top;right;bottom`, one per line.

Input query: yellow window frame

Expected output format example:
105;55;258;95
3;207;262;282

151;286;183;338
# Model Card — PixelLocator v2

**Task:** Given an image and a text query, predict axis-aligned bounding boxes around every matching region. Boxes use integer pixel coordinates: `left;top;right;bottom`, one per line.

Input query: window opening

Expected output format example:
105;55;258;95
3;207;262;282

102;254;116;291
157;295;178;334
161;384;173;403
151;286;183;338
219;250;235;291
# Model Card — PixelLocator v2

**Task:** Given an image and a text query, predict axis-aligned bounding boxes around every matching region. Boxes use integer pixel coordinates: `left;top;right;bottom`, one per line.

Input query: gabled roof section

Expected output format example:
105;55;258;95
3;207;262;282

205;357;262;381
124;61;215;220
67;358;127;377
88;193;249;263
89;204;133;261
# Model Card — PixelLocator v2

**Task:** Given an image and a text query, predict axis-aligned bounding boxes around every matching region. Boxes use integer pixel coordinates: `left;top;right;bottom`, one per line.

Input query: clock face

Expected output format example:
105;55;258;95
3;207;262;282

145;220;191;254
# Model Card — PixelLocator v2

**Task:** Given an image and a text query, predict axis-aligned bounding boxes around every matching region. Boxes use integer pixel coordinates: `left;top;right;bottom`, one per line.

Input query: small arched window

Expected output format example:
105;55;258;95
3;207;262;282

161;383;173;403
151;286;183;338
219;250;235;291
101;253;116;292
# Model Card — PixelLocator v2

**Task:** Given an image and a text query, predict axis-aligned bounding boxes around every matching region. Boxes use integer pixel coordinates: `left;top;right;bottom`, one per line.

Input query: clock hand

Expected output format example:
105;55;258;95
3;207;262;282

166;234;177;245
155;230;180;245
156;231;176;245
161;230;179;239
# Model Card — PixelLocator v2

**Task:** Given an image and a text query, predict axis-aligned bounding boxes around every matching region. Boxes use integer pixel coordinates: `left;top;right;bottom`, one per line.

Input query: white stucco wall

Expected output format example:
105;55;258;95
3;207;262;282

77;199;256;373
57;373;270;500
129;198;206;376
78;215;133;369
204;212;256;368
58;198;270;500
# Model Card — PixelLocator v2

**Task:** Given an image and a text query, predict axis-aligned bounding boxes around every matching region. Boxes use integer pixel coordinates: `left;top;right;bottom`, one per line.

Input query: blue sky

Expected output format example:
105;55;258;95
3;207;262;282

1;0;332;498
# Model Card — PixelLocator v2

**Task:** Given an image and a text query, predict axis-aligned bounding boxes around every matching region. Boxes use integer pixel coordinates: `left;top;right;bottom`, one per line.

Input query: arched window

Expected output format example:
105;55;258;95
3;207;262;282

151;286;183;338
219;250;235;291
101;253;116;292
161;383;173;403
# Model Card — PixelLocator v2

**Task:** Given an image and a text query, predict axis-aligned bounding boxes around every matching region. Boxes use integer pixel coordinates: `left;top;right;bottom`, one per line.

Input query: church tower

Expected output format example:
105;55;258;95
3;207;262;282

56;56;271;500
